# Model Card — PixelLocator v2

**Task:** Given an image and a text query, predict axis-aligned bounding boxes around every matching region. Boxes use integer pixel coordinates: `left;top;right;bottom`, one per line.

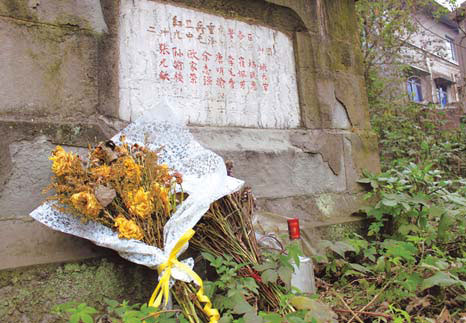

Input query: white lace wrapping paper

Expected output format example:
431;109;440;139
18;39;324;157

30;105;244;283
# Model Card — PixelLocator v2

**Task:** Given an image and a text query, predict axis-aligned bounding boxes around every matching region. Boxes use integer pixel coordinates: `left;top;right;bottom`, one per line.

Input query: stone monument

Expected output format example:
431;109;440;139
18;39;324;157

0;0;379;311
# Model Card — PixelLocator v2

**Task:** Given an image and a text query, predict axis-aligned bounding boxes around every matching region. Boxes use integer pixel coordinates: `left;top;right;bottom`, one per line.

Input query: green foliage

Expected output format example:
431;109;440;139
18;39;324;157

359;163;465;238
51;241;337;323
371;102;466;176
313;164;465;321
52;299;187;323
202;242;336;323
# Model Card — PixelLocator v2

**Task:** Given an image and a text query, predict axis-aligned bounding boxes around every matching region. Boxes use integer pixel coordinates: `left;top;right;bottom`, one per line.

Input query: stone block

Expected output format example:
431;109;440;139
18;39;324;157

0;18;99;118
334;72;371;129
265;0;317;33
0;135;107;269
0;220;107;270
289;130;344;175
191;127;347;199
295;31;315;71
325;0;359;45
344;131;381;191
0;141;12;189
0;136;88;218
255;192;367;224
0;0;107;33
296;69;321;129
97;0;120;118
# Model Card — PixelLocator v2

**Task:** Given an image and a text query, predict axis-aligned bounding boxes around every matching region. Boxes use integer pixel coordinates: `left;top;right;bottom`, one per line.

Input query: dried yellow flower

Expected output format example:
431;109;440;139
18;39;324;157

49;146;78;176
127;187;153;218
152;183;171;214
114;215;144;240
123;157;141;181
91;164;112;179
70;192;102;218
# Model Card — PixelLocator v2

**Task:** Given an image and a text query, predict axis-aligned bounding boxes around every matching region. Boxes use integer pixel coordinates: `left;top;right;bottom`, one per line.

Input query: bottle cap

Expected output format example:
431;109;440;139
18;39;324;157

287;218;300;240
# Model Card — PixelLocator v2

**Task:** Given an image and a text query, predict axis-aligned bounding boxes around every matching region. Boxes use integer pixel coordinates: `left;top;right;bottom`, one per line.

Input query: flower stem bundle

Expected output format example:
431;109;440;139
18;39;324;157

190;188;292;313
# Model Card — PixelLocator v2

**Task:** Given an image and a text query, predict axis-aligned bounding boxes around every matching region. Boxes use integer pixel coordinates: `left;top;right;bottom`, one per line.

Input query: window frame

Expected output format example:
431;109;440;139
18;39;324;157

436;85;449;108
407;76;423;103
445;35;457;62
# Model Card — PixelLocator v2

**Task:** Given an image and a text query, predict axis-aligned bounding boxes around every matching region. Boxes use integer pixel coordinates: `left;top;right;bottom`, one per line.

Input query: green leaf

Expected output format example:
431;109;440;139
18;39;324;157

382;240;417;262
278;266;292;287
401;273;423;292
243;311;264;323
233;300;253;314
261;269;278;284
259;312;282;323
254;262;276;272
437;213;455;241
70;313;80;323
289;296;314;310
381;199;398;207
348;263;372;274
219;313;233;323
285;314;306;323
204;281;217;299
201;252;217;265
80;314;94;323
105;299;119;308
242;277;259;294
429;206;445;218
421;272;459;290
330;241;356;257
287;241;303;267
290;297;337;323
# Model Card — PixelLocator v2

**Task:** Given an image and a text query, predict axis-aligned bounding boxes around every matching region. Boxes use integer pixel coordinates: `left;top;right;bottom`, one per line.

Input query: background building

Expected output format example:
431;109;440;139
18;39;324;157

404;3;465;124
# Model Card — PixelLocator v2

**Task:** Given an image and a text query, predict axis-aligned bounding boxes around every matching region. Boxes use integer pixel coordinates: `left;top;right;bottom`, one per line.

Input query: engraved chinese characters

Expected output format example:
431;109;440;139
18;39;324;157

120;0;300;128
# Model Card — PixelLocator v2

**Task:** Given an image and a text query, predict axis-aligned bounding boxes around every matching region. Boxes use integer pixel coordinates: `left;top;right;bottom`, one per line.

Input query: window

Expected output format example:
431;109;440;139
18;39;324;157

407;77;423;102
445;35;457;62
436;85;448;107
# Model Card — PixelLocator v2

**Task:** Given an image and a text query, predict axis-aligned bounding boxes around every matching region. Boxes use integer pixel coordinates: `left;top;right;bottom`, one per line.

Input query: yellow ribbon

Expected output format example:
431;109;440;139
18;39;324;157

148;229;220;323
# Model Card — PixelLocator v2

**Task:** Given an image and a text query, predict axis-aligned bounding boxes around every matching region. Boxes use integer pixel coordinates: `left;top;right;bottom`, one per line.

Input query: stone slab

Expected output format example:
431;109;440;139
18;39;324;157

255;192;368;225
0;17;99;118
0;136;107;270
119;0;300;128
0;0;107;33
0;220;106;270
190;127;347;198
0;136;89;218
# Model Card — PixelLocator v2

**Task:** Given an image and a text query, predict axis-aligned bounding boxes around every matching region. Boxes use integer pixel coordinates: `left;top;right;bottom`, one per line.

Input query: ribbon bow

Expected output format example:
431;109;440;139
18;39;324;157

148;229;220;323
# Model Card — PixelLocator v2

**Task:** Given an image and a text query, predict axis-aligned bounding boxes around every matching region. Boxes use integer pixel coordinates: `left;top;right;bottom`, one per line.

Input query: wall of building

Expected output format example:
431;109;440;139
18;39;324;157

406;13;463;109
0;1;380;320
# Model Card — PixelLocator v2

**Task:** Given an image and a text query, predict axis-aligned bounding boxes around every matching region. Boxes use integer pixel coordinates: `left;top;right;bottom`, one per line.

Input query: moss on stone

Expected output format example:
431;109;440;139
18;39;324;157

318;219;368;240
0;0;34;20
0;257;154;322
53;13;94;32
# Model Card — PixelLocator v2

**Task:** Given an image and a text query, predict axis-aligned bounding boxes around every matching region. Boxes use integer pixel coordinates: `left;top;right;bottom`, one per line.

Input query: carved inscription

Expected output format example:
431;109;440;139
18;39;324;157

120;0;300;128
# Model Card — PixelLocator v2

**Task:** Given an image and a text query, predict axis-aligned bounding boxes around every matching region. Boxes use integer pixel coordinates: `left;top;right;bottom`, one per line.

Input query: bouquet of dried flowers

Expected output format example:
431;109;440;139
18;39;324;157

45;137;185;248
33;113;244;323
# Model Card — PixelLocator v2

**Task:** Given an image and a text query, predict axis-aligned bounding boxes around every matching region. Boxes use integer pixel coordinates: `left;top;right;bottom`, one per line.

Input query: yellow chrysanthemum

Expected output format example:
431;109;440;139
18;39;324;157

127;187;153;218
123;157;141;181
49;146;77;176
114;215;144;240
91;164;111;179
70;192;102;217
152;183;171;214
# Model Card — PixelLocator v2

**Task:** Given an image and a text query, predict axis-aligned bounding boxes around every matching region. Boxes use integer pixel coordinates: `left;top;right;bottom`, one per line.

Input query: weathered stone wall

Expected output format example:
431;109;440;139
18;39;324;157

0;1;380;319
